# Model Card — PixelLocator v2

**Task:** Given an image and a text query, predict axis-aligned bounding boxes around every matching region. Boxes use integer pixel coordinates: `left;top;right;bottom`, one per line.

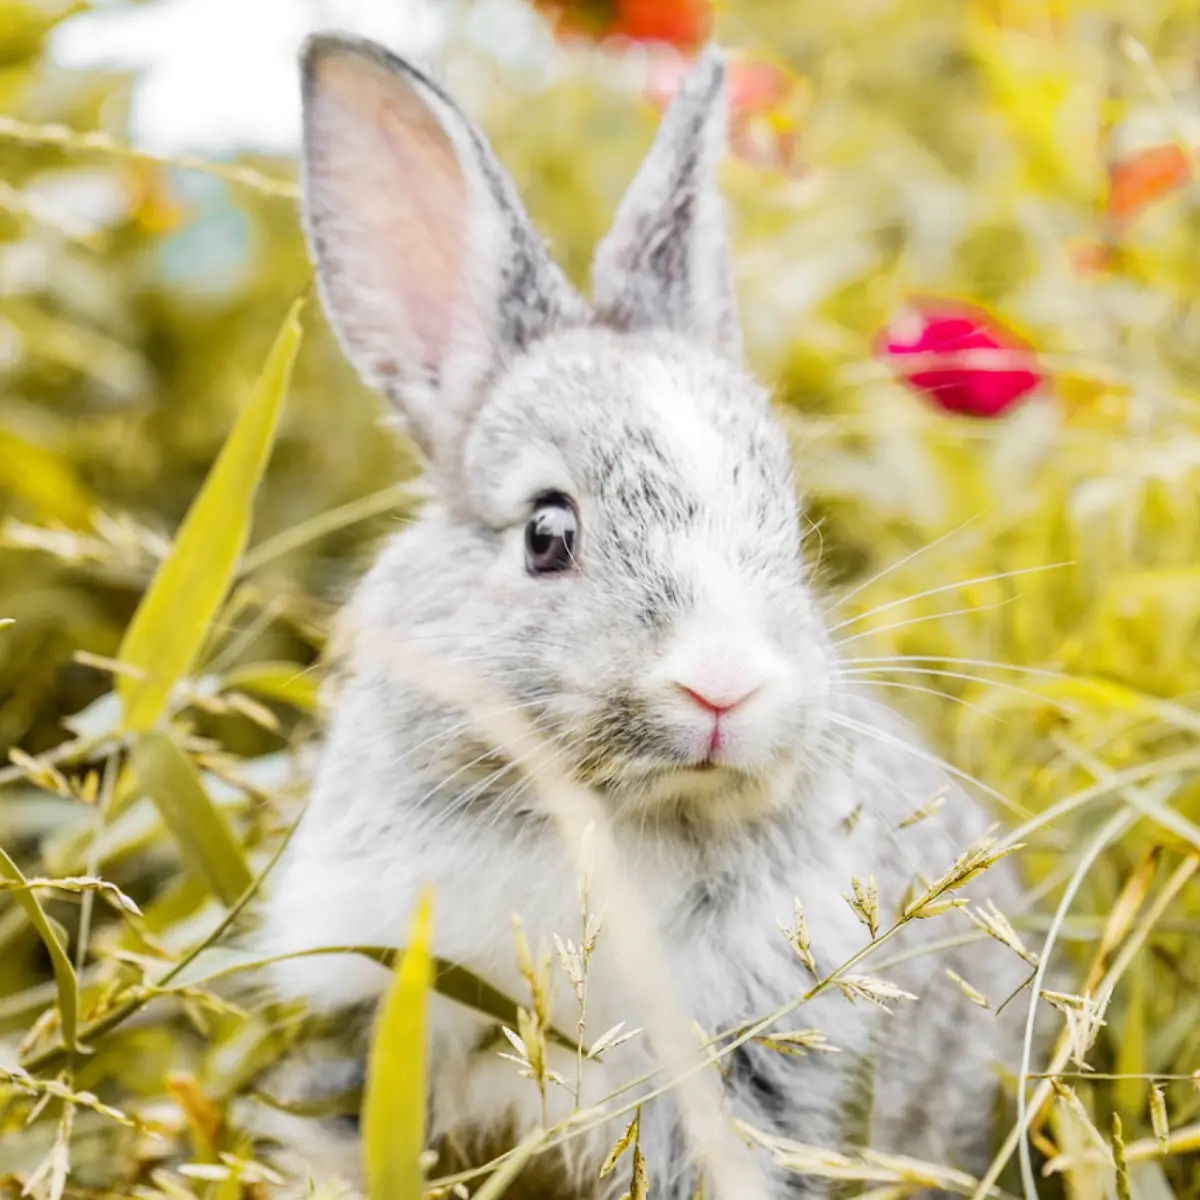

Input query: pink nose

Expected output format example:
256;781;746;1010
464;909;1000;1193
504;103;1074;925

676;683;758;716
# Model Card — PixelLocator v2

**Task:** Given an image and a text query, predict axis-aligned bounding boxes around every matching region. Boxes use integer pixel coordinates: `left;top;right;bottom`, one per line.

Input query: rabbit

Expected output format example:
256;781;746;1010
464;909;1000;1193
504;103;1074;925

255;31;1031;1200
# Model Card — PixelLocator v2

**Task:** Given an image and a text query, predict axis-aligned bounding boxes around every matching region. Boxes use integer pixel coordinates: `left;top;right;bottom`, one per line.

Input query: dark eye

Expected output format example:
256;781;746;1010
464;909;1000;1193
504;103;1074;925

525;493;579;576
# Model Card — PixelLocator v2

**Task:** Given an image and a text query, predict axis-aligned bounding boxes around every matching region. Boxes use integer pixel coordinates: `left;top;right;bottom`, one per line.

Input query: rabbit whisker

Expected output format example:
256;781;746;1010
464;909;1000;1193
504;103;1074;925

825;709;1031;821
821;514;986;618
829;562;1071;634
833;598;1015;648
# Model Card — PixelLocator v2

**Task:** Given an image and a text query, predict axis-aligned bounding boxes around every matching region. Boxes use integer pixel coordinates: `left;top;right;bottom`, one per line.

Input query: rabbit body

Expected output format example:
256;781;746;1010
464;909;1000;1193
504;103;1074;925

259;34;1027;1199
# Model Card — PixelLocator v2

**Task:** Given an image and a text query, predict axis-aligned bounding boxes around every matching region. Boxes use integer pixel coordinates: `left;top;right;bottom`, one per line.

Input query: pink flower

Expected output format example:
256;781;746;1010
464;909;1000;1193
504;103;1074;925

878;303;1042;418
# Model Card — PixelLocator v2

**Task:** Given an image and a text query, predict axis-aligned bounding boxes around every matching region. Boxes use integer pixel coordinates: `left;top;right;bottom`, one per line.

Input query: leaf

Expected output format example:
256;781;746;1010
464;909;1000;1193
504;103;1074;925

166;1072;223;1159
116;296;304;731
131;731;253;907
158;943;582;1051
219;661;319;713
967;16;1082;196
0;845;82;1054
362;888;434;1200
0;422;94;528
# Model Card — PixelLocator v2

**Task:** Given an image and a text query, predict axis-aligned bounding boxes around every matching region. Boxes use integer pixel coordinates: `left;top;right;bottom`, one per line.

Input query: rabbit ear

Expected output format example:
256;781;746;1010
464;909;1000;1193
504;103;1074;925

301;35;585;464
591;48;741;361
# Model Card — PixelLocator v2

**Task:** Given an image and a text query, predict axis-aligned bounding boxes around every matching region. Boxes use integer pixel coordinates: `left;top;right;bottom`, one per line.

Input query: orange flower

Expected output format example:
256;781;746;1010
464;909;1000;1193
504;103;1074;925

1107;144;1190;222
610;0;711;50
534;0;710;49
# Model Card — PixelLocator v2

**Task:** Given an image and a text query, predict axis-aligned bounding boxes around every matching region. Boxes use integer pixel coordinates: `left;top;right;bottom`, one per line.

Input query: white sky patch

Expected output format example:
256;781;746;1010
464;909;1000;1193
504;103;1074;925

47;0;553;156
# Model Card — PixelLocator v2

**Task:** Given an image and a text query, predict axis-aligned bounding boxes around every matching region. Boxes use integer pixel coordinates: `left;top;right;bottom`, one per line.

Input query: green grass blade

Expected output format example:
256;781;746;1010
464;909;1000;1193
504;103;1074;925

131;731;253;907
362;889;434;1200
0;845;82;1055
218;662;319;713
116;296;305;732
156;943;582;1050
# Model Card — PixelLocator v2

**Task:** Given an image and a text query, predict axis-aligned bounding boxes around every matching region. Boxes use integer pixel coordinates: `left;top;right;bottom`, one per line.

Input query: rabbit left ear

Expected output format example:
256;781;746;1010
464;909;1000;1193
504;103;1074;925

590;48;741;362
301;35;585;467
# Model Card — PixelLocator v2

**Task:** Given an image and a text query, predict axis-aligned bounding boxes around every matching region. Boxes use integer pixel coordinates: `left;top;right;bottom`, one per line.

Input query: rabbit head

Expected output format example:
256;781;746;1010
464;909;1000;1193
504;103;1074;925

302;36;835;824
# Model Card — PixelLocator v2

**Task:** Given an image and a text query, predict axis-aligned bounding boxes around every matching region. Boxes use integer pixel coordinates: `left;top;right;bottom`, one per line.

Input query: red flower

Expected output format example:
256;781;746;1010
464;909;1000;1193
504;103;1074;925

878;303;1043;418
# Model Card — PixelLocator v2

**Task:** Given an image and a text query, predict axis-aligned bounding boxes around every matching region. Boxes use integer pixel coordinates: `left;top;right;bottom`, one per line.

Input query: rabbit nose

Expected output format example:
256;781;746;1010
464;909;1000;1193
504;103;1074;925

675;682;760;716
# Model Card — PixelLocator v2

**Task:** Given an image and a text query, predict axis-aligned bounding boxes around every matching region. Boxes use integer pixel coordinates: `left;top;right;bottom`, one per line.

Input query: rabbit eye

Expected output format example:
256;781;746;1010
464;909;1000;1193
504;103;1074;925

525;493;578;576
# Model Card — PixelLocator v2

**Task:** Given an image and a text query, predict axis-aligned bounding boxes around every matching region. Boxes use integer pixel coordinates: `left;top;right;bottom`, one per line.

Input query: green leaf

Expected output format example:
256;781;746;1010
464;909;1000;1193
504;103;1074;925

0;844;82;1054
116;296;305;732
161;944;582;1050
219;661;319;713
362;888;434;1200
131;731;253;907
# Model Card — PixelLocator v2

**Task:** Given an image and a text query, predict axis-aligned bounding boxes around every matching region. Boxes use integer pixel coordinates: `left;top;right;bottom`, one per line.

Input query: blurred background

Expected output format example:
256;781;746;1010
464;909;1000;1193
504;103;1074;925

2;0;1200;1196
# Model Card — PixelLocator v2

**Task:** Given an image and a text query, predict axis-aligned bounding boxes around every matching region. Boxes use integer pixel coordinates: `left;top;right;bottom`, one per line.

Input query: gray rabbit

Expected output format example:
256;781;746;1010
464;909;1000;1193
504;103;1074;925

257;33;1029;1199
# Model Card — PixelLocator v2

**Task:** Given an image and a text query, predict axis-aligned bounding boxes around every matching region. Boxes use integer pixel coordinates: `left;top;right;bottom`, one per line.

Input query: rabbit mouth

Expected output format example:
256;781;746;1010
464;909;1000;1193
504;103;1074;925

572;740;794;819
567;691;800;792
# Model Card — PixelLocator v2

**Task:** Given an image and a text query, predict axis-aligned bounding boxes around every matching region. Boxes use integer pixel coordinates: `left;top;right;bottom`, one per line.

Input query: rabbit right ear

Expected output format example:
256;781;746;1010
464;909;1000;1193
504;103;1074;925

591;49;741;362
301;36;585;465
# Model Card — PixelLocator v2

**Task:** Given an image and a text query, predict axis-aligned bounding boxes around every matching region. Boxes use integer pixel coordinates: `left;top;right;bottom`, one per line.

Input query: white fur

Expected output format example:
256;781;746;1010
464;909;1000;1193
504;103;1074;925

257;34;1030;1200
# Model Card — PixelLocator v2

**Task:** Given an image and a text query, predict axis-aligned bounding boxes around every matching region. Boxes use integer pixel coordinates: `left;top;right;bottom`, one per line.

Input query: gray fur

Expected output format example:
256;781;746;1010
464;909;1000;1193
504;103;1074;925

592;48;742;361
259;35;1027;1199
301;34;588;476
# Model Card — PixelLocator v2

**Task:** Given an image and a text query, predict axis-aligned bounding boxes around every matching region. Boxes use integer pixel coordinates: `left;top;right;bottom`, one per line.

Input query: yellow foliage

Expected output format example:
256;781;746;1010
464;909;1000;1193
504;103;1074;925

1;1;1199;1197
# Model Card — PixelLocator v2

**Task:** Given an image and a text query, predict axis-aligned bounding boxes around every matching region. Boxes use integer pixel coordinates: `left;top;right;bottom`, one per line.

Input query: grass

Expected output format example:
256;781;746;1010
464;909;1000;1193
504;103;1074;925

3;0;1200;1197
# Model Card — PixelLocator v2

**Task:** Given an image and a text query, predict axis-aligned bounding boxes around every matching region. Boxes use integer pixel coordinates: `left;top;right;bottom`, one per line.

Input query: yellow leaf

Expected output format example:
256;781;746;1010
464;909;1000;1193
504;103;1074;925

362;888;434;1200
0;845;82;1054
1115;968;1146;1124
116;296;305;731
0;423;94;528
165;1072;223;1159
131;731;253;907
966;16;1085;198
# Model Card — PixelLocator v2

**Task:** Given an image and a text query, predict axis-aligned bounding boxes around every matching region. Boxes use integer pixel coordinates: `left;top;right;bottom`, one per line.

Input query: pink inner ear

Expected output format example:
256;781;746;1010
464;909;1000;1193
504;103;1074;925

311;53;469;369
